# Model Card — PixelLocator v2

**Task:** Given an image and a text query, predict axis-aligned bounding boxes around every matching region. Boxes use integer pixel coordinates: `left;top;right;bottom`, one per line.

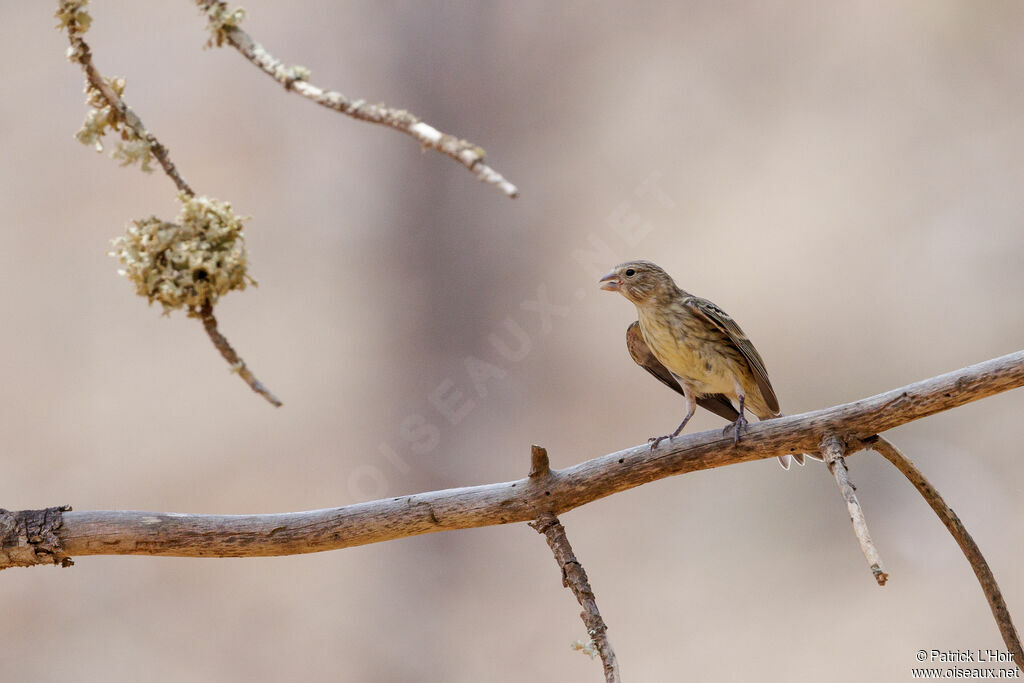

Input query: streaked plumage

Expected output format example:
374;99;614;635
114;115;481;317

600;260;803;469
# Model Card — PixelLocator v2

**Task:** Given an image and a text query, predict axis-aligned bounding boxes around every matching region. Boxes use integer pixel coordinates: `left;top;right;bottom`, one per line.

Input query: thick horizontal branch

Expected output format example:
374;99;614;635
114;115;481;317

0;348;1013;566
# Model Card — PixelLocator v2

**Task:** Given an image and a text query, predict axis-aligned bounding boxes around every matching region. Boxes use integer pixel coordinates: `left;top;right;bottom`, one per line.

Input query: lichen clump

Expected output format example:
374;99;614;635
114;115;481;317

56;0;91;62
55;0;92;38
73;76;154;171
203;2;246;48
111;194;254;316
75;77;121;152
570;639;598;659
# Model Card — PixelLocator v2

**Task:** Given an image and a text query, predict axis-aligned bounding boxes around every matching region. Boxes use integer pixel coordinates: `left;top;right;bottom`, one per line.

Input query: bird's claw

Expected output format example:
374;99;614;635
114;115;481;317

648;434;672;449
723;413;749;445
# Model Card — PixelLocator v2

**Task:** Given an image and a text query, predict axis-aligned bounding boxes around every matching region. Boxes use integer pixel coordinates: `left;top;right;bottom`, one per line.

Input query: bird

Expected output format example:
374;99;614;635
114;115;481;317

599;259;803;469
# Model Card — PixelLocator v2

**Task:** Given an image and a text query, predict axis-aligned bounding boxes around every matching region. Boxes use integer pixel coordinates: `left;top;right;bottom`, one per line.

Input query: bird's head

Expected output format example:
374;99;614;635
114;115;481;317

598;260;676;305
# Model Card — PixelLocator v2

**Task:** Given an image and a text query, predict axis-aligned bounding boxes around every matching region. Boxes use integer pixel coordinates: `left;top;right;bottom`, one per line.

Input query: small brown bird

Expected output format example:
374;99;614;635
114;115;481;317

599;259;802;469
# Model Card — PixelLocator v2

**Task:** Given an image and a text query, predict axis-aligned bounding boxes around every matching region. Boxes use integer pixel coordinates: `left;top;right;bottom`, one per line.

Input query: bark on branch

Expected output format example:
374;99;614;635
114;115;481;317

0;506;74;569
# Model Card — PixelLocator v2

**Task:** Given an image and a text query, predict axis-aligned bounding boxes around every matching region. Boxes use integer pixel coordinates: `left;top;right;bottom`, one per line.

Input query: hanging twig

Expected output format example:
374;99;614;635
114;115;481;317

820;436;888;586
531;512;620;683
527;445;619;680
870;435;1022;665
199;302;282;407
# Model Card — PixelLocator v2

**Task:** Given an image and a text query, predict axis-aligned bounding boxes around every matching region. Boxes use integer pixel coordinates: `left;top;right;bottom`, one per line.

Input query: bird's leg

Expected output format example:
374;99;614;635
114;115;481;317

723;391;749;445
650;381;697;449
671;400;696;438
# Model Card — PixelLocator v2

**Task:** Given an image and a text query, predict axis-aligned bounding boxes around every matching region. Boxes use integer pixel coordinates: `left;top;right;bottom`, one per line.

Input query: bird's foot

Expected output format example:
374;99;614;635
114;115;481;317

648;434;672;450
723;413;749;445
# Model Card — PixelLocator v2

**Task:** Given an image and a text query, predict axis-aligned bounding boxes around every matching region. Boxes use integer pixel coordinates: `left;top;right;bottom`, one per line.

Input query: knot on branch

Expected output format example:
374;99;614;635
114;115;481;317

527;514;558;535
529;445;551;479
0;506;74;570
819;435;847;463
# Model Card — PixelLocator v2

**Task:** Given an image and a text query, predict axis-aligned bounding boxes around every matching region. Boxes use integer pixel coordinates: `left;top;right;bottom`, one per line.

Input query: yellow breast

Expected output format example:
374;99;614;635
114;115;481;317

637;306;739;397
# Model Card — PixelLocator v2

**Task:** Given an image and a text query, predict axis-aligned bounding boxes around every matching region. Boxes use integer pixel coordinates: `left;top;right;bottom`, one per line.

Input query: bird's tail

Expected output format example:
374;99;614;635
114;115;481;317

766;411;819;470
777;453;808;469
778;451;826;469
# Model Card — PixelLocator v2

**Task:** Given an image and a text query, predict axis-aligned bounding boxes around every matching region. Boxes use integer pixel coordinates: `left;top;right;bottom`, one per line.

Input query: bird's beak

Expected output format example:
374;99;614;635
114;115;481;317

598;270;621;292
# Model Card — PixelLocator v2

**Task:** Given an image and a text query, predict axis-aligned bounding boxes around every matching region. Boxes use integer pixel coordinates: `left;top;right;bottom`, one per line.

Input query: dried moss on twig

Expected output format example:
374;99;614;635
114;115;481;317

110;194;255;316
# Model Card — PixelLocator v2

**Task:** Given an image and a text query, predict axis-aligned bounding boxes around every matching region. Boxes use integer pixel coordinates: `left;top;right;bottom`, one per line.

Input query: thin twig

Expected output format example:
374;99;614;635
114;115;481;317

194;0;519;199
199;302;282;407
530;512;619;683
871;435;1022;666
820;436;888;586
4;349;1022;564
65;28;194;196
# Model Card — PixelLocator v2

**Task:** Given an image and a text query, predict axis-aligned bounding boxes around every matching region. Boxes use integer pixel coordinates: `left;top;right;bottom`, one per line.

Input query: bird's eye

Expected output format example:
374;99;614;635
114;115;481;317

625;269;635;277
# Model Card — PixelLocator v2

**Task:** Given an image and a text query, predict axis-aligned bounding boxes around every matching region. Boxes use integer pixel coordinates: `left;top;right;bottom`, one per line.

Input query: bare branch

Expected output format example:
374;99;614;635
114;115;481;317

871;435;1023;665
2;349;1020;565
199;302;282;407
194;0;519;199
820;436;888;585
530;512;619;683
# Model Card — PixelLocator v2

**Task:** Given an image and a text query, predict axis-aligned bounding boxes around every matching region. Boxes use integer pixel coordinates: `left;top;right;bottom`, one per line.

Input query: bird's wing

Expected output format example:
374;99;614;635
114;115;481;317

696;394;742;422
625;321;678;394
682;297;780;414
625;321;740;422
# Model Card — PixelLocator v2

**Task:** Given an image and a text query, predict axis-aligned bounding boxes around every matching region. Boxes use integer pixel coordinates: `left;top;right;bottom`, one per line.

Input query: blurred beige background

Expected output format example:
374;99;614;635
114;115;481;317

2;1;1023;681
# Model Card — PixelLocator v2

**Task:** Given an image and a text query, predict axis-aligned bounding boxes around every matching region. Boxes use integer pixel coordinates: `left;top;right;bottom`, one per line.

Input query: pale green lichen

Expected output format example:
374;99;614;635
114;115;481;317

570;639;598;659
74;77;154;171
111;138;154;171
110;194;254;316
75;78;122;151
65;42;87;63
55;0;92;38
203;2;246;48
